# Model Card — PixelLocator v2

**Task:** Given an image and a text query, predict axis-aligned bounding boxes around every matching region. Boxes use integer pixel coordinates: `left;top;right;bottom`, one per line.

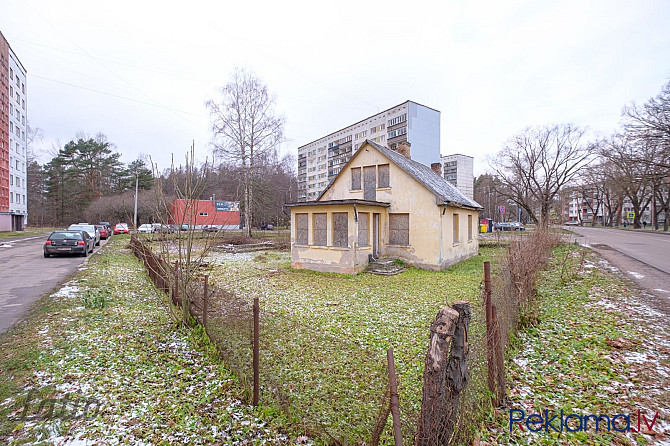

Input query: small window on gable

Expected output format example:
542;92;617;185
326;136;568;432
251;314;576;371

351;167;361;190
296;213;308;245
378;164;390;188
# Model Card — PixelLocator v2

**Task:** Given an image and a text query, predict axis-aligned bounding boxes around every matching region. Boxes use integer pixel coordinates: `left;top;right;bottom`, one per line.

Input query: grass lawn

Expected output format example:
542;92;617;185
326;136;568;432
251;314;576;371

0;236;290;444
0;229;55;240
203;246;506;444
478;245;670;445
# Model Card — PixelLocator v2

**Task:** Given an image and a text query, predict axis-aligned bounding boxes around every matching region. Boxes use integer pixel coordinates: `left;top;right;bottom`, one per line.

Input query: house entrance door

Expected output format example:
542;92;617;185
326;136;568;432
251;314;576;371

373;213;380;259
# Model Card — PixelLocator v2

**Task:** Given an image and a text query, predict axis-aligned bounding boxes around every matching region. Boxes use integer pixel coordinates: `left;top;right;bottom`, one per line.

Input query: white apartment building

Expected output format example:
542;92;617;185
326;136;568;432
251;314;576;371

440;154;473;200
0;31;28;231
297;100;440;201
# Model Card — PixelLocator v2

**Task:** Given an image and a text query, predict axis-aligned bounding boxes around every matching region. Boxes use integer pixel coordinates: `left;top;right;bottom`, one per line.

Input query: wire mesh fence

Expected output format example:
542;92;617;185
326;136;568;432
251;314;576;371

129;230;561;445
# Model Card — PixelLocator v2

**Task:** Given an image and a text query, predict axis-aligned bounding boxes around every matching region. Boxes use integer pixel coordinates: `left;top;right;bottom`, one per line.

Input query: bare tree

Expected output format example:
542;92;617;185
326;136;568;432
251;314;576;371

600;135;655;229
490;124;593;226
623;80;670;168
206;68;285;237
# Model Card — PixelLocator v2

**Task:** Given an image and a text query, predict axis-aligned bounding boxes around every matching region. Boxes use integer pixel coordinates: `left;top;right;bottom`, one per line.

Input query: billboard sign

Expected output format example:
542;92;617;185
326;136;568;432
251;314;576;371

215;201;240;212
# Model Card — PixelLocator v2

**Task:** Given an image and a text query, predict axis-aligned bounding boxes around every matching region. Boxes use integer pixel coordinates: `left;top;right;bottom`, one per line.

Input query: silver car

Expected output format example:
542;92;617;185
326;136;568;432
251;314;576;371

68;224;101;246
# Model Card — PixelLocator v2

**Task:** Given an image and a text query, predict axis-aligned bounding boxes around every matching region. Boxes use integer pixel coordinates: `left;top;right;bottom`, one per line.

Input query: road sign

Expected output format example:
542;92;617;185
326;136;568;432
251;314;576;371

499;206;505;214
550;212;558;218
627;212;635;219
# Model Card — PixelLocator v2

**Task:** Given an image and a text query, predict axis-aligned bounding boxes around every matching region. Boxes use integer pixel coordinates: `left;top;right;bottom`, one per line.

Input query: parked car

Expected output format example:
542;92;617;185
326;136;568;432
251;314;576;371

138;224;154;233
260;223;274;230
114;223;129;235
95;224;109;239
202;225;220;233
495;222;525;231
44;230;94;257
99;221;113;236
564;220;580;226
180;224;189;231
152;223;173;233
68;224;101;246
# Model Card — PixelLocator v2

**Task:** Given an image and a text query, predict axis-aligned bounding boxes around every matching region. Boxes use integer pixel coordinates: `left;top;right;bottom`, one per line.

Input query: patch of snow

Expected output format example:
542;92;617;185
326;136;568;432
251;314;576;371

627;271;645;280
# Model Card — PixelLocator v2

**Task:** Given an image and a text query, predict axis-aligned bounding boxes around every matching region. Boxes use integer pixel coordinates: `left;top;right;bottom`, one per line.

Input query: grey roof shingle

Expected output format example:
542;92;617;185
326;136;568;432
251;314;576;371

366;140;482;209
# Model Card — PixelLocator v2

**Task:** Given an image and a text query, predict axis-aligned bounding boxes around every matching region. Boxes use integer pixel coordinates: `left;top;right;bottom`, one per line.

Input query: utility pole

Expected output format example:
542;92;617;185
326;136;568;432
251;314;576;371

133;173;138;229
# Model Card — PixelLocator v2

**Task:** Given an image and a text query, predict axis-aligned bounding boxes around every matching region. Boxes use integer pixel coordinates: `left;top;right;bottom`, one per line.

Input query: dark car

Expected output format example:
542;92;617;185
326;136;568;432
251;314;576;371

44;231;94;258
95;224;109;239
259;223;274;230
202;225;220;233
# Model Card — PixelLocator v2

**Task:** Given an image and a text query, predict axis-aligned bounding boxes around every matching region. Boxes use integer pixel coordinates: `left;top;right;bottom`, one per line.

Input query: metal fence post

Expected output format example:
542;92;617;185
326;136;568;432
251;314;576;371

253;297;260;406
387;348;403;446
484;261;496;405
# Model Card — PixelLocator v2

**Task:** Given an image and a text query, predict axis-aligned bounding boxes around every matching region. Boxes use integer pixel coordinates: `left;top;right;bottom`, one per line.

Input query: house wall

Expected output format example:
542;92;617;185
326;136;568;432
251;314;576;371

319;146;479;271
291;204;382;274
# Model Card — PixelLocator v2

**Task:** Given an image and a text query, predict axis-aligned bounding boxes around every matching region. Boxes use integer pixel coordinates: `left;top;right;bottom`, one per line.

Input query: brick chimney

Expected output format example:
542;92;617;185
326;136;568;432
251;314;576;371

431;162;442;176
397;141;411;159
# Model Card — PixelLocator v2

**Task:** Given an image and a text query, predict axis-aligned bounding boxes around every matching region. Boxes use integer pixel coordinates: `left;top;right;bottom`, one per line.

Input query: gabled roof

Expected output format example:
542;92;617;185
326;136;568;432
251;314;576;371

317;140;482;210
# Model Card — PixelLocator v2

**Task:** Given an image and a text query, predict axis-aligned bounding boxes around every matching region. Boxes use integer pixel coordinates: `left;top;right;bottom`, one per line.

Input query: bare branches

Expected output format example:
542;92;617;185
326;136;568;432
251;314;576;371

490;124;592;226
206;68;285;236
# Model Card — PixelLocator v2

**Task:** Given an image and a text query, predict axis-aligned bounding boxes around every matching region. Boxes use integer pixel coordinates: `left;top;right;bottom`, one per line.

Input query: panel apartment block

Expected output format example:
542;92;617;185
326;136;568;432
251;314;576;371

0;32;28;231
440;154;474;200
297;100;440;201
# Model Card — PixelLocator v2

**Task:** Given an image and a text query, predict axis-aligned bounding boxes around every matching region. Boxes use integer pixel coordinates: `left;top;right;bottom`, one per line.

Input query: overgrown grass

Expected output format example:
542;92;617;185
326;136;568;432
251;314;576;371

0;236;289;444
204;246;506;444
479;244;669;445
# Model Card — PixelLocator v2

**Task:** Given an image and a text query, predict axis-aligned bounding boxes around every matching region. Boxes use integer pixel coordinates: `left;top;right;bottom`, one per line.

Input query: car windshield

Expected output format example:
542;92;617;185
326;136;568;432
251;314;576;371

50;232;83;240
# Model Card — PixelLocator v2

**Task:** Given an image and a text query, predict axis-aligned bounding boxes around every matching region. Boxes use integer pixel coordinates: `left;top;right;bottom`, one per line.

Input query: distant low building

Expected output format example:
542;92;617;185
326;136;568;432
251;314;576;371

168;199;240;229
287;140;482;274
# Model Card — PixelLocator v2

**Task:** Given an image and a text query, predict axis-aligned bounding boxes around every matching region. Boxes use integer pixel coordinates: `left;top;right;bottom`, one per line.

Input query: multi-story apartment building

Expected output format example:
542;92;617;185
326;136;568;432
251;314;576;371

297;100;440;201
0;32;27;231
440;154;473;200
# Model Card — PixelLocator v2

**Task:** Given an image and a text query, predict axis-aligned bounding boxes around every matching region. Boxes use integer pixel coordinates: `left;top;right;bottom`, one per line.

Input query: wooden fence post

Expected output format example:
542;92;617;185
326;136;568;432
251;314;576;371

416;301;471;446
492;304;506;405
174;261;179;306
253;297;260;406
484;261;497;406
387;348;403;446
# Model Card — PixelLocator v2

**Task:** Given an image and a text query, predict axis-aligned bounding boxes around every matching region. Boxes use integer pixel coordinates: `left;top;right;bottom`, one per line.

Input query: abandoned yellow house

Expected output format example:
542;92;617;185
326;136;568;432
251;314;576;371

287;140;482;274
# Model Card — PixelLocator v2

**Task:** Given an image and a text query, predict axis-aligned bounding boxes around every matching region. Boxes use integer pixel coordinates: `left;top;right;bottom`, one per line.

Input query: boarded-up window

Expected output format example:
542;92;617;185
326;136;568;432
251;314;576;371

468;215;473;240
296;213;308;245
453;214;460;244
332;212;348;247
313;213;327;246
364;166;376;201
358;212;369;246
378;164;390;188
351;167;361;190
389;213;409;246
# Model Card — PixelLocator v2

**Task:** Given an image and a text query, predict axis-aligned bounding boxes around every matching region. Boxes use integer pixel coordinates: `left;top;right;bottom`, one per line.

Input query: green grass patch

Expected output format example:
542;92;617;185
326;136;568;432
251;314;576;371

0;236;288;444
204;247;505;444
478;245;663;445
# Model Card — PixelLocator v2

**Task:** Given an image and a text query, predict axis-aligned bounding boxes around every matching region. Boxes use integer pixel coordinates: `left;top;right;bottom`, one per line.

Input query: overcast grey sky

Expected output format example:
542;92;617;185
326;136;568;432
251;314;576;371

1;0;669;175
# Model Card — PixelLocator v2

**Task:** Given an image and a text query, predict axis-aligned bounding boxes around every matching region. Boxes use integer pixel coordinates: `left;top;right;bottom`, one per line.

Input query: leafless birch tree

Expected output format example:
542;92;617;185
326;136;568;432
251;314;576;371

206;68;285;237
490;124;593;226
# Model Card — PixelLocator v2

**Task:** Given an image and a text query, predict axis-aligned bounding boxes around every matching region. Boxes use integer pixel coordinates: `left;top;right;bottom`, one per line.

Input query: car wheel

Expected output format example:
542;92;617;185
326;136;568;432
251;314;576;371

44;252;50;258
82;248;88;257
96;240;100;246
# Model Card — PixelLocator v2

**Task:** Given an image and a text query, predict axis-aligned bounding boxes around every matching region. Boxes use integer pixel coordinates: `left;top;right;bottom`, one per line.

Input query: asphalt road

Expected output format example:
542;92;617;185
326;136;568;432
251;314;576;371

565;225;670;304
0;232;107;334
565;226;670;274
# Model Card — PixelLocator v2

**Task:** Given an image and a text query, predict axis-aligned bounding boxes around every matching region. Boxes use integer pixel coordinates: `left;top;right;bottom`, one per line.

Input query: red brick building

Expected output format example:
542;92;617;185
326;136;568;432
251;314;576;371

168;199;240;229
